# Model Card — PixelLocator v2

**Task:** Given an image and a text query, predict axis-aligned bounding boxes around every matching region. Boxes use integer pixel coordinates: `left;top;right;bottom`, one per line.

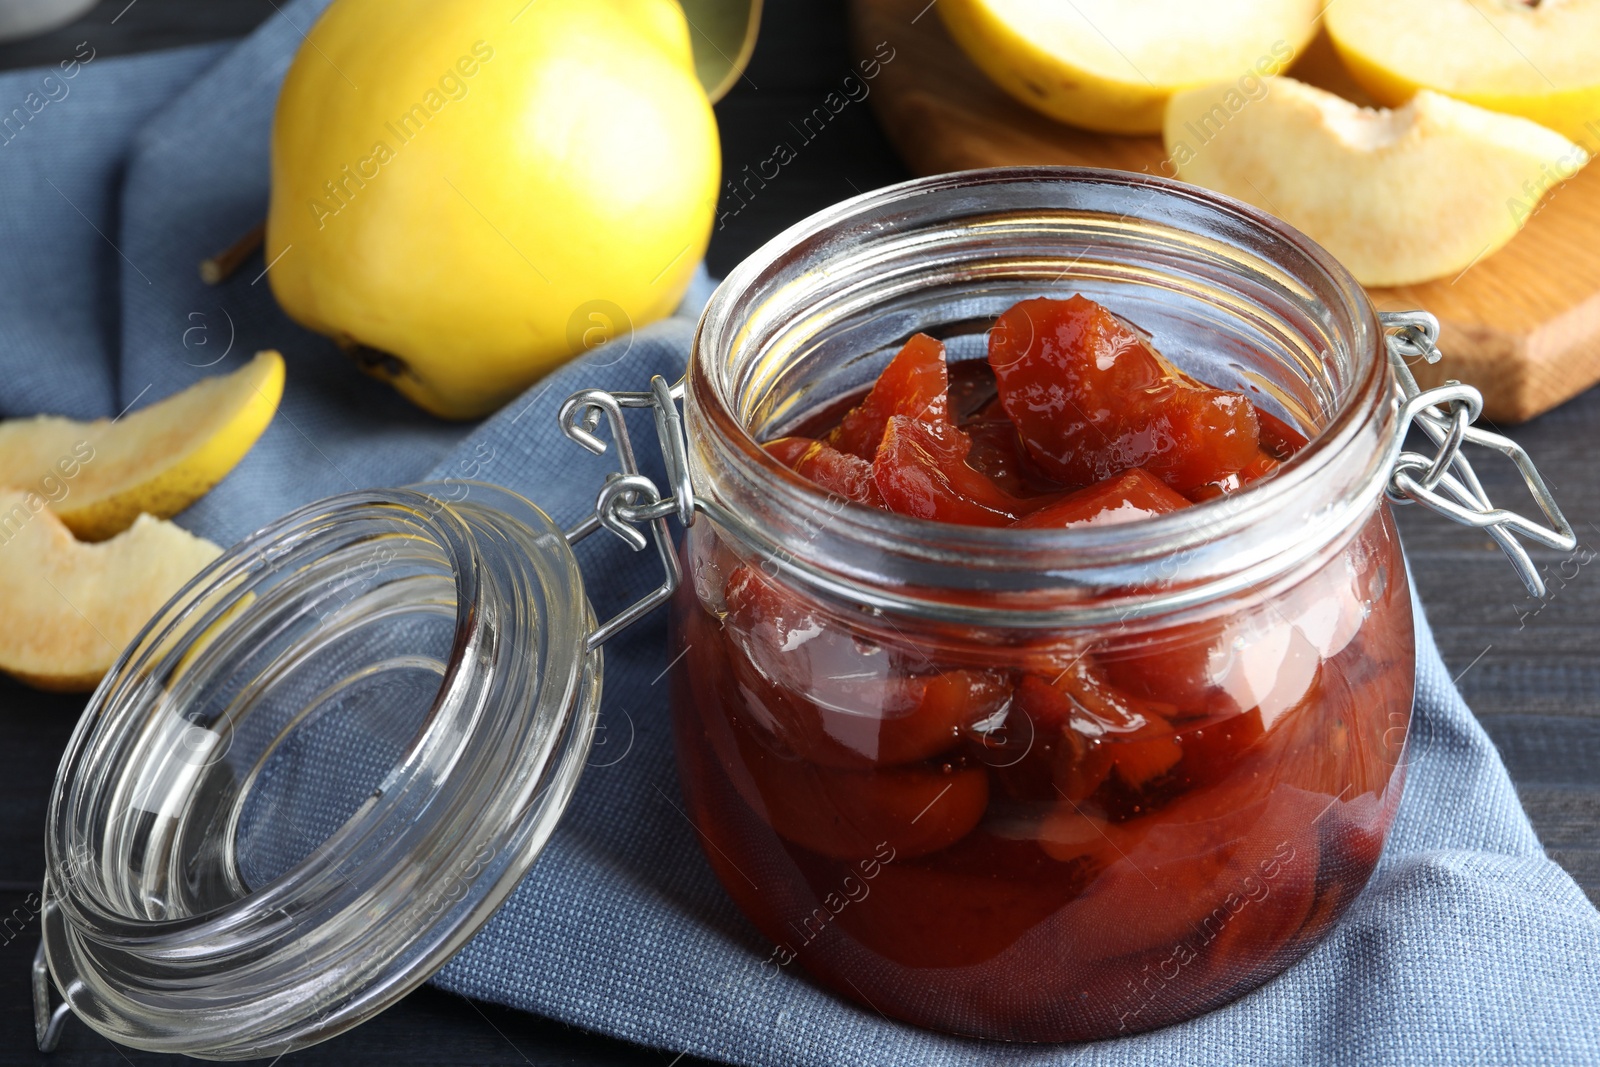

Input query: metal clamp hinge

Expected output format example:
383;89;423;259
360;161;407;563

1380;311;1576;597
558;377;695;650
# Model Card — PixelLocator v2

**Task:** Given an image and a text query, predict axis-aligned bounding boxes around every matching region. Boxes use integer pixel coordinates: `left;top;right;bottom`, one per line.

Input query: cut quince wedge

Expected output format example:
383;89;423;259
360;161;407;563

0;491;219;691
939;0;1319;134
1326;0;1600;152
0;351;283;541
1165;78;1587;286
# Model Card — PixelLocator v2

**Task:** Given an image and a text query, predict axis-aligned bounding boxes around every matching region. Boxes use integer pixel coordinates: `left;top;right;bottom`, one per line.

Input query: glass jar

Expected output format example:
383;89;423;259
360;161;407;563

34;168;1572;1058
670;168;1418;1041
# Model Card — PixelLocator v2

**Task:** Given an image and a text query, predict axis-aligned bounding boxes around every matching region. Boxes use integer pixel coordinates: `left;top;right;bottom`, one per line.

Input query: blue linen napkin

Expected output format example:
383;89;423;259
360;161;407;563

1;5;1598;1064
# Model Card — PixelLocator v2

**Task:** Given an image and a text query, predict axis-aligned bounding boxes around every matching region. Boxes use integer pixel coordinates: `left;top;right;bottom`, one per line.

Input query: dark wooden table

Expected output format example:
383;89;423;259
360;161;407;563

0;1;1593;1063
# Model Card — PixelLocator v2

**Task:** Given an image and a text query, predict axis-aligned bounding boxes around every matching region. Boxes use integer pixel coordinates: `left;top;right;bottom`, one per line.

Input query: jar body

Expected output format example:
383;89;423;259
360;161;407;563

670;500;1412;1040
670;168;1419;1039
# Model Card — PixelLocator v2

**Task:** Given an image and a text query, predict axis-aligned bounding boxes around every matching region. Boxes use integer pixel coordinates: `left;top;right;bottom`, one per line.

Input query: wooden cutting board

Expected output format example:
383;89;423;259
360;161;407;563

850;0;1600;423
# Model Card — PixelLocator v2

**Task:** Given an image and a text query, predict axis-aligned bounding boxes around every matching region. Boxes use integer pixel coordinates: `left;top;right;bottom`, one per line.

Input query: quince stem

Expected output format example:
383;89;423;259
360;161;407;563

199;222;265;286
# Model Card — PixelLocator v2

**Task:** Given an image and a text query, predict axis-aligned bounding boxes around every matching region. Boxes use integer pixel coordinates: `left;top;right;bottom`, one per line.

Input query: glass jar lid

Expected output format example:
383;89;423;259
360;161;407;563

39;482;602;1058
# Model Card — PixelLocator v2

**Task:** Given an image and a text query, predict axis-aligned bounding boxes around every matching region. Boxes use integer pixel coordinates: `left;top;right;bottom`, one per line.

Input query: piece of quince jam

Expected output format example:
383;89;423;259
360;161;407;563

671;294;1413;1041
765;295;1294;523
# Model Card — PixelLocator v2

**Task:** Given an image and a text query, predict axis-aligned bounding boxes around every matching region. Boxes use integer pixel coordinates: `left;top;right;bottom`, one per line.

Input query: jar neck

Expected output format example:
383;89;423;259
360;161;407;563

687;167;1395;628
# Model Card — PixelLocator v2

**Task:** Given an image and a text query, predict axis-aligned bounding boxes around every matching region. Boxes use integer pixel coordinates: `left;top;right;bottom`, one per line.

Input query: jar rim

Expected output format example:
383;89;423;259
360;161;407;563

688;166;1396;625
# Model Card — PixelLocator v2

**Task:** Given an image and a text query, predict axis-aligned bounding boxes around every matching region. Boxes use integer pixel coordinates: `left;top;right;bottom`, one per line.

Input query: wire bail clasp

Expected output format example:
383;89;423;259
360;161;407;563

558;376;695;650
1380;311;1576;597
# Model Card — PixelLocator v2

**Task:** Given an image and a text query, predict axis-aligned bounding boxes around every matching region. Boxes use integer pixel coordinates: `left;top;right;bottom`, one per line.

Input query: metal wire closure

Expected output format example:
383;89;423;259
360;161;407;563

558;376;694;651
1380;311;1576;598
556;312;1577;644
33;944;69;1052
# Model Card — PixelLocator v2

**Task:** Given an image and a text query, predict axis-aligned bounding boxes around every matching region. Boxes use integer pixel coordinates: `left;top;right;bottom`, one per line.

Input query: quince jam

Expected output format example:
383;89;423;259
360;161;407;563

671;295;1414;1041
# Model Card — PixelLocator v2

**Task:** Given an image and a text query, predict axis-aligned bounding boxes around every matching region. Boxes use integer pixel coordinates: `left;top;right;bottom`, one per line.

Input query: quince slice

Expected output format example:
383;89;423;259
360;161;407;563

939;0;1319;134
1165;77;1586;286
0;351;283;541
0;491;219;691
1326;0;1600;152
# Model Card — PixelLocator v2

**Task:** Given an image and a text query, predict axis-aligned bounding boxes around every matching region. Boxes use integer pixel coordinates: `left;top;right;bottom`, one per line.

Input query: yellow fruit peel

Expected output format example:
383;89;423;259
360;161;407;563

939;0;1320;134
0;351;284;542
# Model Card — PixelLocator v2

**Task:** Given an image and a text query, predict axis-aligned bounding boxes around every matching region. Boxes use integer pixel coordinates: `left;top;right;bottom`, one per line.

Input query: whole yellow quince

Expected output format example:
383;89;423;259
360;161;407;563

266;0;720;419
